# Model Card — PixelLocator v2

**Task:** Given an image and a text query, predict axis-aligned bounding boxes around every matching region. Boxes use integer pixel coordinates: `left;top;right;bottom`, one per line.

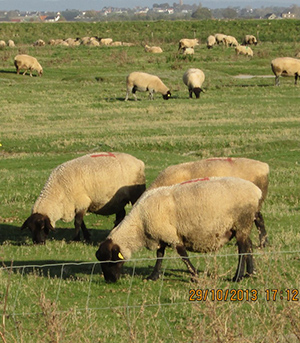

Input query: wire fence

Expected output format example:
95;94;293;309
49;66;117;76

1;249;300;342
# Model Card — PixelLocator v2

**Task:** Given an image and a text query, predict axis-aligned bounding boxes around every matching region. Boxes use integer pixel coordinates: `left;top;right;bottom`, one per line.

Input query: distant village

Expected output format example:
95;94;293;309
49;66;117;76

0;3;300;22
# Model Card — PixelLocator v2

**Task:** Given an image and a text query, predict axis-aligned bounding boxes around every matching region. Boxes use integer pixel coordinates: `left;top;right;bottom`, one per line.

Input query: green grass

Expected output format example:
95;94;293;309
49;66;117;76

0;20;300;342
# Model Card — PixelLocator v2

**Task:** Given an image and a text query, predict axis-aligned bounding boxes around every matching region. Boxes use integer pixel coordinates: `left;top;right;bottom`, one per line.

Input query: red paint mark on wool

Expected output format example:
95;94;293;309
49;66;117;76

90;152;116;158
206;157;233;163
180;177;210;185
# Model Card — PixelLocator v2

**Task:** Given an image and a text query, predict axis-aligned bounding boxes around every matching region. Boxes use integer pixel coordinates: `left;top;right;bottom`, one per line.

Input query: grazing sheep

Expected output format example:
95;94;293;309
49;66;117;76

148;157;269;247
144;44;163;53
0;40;6;48
214;33;227;45
235;45;253;57
122;42;135;47
206;35;216;49
125;72;171;101
183;68;205;99
178;38;199;52
243;35;258;45
14;54;43;77
271;57;300;86
223;35;239;47
21;152;146;244
100;38;113;46
7;40;15;48
33;39;45;47
96;177;262;283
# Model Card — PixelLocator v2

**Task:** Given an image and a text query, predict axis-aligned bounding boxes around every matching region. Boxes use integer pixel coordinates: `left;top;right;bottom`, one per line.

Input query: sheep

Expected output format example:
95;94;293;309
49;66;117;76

7;40;15;48
182;68;205;99
223;35;239;47
214;33;227;45
206;35;216;49
148;157;269;247
0;40;6;48
125;72;171;101
181;47;194;55
96;177;262;283
100;38;113;46
33;39;45;47
235;45;253;57
21;152;146;244
178;38;199;52
144;44;163;53
271;57;300;86
14;54;43;77
243;35;258;45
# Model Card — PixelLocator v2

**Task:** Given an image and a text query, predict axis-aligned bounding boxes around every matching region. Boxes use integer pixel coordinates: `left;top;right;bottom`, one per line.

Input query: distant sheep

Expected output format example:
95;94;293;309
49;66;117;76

96;177;262;283
144;44;163;53
7;40;15;47
148;157;269;247
125;71;171;101
183;68;205;99
223;35;239;47
21;152;146;244
214;33;227;45
178;38;199;52
100;38;113;46
206;35;216;49
33;39;45;47
243;35;257;45
181;47;194;55
271;57;300;86
0;40;6;48
235;45;253;57
14;54;43;77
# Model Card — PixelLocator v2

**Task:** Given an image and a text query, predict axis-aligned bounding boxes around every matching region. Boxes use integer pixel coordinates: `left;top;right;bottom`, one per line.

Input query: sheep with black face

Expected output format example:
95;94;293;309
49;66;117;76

125;72;171;101
22;152;146;244
96;177;262;283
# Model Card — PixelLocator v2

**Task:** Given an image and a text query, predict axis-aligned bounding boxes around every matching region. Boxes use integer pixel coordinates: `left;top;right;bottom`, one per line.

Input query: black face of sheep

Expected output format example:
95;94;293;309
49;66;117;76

193;87;203;99
163;91;171;100
96;239;124;282
21;213;54;244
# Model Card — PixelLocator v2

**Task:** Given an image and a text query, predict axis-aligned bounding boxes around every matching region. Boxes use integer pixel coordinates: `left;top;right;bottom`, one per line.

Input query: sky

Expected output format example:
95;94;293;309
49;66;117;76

0;0;299;12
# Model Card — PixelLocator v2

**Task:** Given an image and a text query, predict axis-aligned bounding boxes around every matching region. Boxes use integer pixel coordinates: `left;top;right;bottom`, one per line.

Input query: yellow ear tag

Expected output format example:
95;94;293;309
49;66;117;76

118;252;124;260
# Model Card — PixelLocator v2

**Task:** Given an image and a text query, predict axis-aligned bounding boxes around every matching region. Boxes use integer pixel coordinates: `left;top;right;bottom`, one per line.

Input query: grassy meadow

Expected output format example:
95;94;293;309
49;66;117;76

0;20;300;342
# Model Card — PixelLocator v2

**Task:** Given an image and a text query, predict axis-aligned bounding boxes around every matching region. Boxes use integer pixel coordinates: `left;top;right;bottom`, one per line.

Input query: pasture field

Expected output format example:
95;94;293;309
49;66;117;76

0;20;300;342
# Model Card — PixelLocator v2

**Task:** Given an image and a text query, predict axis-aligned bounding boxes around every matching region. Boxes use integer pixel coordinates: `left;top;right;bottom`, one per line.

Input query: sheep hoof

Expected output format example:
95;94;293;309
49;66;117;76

146;273;160;281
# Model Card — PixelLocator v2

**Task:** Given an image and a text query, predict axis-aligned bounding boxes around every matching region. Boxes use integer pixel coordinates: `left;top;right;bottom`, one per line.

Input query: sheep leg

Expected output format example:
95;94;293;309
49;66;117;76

176;244;199;281
294;73;298;85
254;211;268;247
233;236;254;282
114;208;126;227
146;243;167;281
189;89;193;98
74;211;90;241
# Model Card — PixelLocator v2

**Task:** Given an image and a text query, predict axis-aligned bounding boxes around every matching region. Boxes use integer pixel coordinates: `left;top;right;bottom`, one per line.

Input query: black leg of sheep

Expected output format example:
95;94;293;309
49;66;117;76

147;243;167;281
233;237;254;282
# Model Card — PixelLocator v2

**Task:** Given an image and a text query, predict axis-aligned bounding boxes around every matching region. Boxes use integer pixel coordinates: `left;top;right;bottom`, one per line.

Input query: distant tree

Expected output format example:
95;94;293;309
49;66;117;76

191;6;212;19
221;7;238;19
61;10;80;21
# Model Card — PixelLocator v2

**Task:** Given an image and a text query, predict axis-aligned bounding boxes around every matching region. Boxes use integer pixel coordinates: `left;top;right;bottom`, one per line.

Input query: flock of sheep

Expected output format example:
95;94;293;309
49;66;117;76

14;30;300;283
22;152;270;283
10;32;300;97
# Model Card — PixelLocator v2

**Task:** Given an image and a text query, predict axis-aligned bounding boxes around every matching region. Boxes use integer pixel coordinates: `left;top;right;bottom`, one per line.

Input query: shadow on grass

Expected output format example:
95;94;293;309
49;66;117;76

0;223;111;246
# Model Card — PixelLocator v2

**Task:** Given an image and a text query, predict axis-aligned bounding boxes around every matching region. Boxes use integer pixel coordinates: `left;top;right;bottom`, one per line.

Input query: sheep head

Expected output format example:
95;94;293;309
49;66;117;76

21;213;54;244
96;238;125;283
